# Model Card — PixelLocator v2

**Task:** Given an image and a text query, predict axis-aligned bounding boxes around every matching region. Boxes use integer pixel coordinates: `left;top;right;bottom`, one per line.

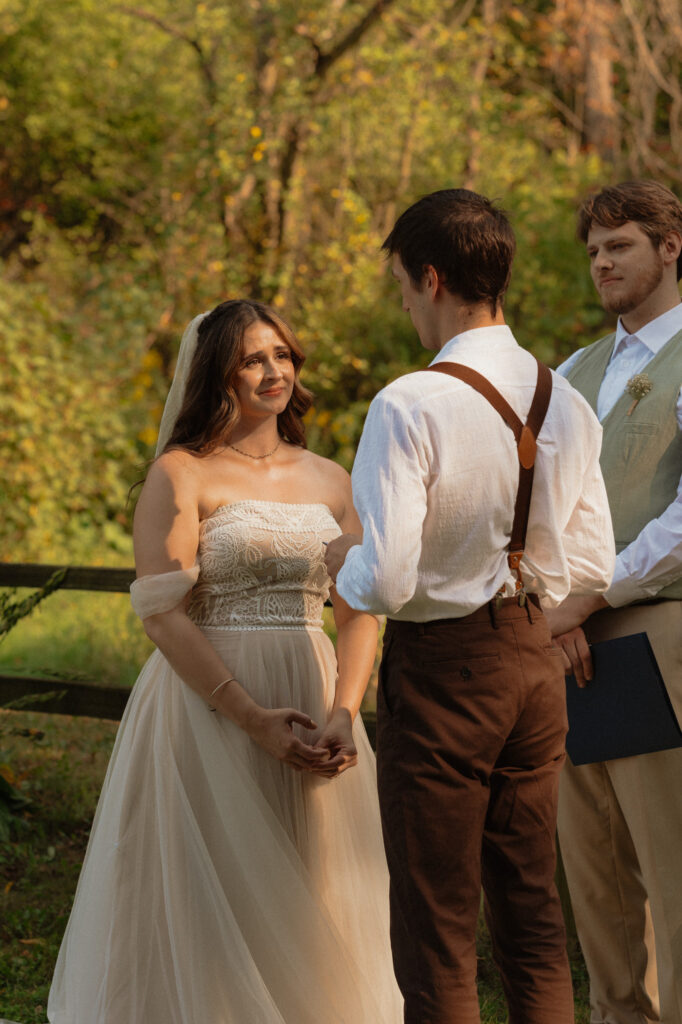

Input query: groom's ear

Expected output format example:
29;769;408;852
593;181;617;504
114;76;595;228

423;264;442;300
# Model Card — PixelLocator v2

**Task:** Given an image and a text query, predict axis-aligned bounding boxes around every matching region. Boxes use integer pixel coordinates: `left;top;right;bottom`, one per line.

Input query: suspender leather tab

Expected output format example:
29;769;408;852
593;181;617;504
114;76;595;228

426;357;553;600
517;425;537;470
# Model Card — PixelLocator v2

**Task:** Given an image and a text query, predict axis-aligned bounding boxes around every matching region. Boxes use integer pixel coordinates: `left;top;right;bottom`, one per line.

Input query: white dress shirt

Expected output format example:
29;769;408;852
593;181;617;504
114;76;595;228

557;303;682;607
337;326;615;621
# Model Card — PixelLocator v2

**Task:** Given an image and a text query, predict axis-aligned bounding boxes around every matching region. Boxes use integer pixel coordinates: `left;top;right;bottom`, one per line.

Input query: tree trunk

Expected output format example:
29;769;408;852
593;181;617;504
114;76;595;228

583;0;620;160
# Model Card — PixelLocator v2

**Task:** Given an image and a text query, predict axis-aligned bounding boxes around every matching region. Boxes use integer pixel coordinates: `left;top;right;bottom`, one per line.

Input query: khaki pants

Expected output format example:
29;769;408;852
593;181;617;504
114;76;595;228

377;598;574;1024
558;600;682;1024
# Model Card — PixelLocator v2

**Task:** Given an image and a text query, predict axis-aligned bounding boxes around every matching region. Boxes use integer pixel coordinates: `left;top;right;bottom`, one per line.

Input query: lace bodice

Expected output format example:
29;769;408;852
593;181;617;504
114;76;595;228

186;500;341;630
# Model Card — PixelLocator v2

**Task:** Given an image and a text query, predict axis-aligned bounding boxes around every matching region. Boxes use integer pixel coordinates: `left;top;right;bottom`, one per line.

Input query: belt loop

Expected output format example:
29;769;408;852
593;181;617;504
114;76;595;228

488;599;500;630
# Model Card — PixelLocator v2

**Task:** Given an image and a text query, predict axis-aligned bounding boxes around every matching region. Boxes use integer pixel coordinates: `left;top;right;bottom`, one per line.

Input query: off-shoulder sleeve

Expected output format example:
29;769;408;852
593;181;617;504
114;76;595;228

130;565;200;620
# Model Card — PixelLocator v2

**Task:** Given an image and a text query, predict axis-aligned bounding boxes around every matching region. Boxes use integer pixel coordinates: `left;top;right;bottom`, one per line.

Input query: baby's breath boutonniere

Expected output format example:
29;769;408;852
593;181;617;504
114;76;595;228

625;372;653;416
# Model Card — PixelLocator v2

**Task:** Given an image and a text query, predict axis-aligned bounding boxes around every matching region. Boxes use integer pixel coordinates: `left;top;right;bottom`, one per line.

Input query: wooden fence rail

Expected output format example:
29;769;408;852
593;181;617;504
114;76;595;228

0;562;135;593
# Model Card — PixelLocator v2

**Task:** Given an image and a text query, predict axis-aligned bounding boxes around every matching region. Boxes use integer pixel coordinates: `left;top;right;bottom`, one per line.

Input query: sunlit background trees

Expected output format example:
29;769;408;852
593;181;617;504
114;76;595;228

2;0;681;561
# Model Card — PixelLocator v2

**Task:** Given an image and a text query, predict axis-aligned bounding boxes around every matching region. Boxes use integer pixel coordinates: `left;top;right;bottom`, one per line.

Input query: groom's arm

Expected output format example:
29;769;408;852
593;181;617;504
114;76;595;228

325;533;362;581
327;388;428;616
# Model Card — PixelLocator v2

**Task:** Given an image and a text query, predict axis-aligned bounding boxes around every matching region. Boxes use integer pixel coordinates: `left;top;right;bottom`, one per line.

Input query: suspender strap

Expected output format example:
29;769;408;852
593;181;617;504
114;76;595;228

426;358;553;594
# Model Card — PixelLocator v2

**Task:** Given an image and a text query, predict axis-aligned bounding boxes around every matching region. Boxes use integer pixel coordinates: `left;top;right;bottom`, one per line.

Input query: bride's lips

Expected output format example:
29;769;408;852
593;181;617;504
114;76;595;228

258;387;285;396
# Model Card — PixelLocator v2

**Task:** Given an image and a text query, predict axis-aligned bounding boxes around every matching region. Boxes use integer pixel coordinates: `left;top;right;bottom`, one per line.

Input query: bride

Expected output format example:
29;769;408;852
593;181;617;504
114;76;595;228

47;299;403;1023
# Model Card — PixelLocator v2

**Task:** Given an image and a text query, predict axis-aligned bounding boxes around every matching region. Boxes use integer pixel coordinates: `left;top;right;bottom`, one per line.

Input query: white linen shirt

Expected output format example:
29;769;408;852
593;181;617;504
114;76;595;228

336;326;615;621
558;303;682;607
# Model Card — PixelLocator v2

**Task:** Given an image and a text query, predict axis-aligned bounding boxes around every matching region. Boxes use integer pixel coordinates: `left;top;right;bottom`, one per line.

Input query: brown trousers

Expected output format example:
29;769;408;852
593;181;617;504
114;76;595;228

376;598;574;1024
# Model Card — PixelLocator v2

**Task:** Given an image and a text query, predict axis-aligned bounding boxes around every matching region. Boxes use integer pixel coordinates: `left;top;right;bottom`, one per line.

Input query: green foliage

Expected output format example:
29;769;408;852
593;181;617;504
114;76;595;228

0;0;673;557
0;568;66;638
0;275;165;561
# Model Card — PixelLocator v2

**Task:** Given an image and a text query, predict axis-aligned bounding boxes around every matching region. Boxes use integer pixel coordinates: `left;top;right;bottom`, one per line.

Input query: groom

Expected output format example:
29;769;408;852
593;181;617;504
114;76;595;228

325;188;615;1024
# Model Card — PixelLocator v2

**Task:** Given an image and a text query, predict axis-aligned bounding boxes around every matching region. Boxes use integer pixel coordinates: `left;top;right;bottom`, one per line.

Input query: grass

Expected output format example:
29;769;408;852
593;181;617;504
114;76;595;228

0;599;589;1022
0;588;144;1021
0;712;119;1023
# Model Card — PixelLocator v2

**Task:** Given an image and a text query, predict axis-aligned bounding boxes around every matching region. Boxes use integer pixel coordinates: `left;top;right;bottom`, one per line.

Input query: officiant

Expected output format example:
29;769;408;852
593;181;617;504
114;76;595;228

547;179;682;1024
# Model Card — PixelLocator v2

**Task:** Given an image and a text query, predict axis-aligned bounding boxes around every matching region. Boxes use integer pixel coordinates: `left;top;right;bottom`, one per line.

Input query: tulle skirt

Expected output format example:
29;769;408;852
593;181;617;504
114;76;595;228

47;626;402;1023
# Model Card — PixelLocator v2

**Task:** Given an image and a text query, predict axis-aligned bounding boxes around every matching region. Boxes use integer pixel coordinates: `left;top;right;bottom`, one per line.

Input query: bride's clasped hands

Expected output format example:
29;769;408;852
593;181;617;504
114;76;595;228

246;702;359;779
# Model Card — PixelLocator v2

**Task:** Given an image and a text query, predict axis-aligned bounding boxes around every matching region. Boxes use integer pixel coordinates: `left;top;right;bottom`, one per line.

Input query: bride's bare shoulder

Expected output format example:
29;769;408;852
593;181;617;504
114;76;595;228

150;447;201;480
299;448;349;486
138;448;202;509
297;449;353;521
134;449;202;570
155;446;199;466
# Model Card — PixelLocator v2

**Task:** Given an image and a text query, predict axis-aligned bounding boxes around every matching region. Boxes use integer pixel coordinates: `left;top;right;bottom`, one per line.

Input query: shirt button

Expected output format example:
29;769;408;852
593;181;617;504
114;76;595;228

461;666;472;679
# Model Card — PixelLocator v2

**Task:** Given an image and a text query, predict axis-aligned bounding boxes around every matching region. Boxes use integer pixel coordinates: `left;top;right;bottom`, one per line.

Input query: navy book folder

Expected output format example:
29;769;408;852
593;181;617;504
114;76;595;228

565;632;682;766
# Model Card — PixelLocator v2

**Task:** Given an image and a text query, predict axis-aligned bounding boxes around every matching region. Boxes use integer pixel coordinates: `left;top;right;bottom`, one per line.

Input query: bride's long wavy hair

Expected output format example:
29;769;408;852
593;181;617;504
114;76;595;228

164;299;313;455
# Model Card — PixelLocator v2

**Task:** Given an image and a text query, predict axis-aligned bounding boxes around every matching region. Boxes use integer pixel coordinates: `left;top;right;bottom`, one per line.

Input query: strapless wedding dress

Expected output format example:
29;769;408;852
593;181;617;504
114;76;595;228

47;501;402;1023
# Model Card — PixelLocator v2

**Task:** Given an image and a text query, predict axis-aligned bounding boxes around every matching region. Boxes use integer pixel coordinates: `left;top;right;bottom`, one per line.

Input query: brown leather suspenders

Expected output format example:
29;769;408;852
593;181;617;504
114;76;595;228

426;358;553;603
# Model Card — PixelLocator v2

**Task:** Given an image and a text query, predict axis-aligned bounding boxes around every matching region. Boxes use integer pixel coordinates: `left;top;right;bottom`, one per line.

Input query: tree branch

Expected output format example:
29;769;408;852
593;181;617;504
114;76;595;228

115;5;218;104
116;6;198;51
619;0;678;98
314;0;399;80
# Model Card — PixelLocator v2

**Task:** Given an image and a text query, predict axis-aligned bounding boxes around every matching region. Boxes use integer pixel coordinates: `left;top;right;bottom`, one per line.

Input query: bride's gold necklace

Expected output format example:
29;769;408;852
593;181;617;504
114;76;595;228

229;438;281;460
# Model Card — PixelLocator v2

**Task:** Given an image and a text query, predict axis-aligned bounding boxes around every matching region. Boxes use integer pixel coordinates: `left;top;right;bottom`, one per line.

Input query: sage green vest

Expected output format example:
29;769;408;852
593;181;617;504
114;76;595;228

567;328;682;599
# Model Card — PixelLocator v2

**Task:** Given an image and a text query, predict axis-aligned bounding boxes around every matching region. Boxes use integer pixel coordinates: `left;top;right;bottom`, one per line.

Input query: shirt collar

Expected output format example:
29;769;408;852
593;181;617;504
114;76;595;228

614;303;682;356
430;325;517;366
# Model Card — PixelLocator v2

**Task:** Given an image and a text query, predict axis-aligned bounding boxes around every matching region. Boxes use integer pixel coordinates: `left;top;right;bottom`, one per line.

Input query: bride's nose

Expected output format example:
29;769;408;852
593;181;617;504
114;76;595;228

262;358;283;380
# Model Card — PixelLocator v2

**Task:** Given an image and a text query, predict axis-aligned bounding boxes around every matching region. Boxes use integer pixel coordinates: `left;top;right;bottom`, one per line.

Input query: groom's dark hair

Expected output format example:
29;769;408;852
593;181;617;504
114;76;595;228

382;188;515;315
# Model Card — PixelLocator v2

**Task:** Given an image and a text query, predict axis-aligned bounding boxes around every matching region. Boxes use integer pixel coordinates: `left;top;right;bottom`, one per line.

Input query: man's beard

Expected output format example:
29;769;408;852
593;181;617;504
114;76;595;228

601;251;665;315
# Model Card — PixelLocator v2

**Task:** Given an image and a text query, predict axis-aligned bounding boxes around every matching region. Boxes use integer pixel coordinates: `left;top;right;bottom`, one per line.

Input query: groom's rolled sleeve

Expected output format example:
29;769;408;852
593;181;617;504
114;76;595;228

336;389;428;616
558;422;616;599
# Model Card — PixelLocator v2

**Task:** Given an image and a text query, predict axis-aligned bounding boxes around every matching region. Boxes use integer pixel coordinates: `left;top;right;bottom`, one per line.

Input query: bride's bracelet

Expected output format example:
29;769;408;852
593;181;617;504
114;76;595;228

207;677;236;712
